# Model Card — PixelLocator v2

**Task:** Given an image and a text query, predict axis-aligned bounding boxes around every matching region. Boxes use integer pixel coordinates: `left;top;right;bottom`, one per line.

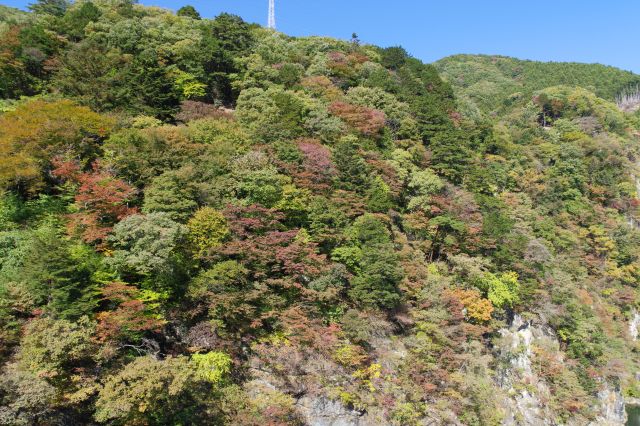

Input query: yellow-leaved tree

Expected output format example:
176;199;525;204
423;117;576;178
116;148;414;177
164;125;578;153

0;99;114;193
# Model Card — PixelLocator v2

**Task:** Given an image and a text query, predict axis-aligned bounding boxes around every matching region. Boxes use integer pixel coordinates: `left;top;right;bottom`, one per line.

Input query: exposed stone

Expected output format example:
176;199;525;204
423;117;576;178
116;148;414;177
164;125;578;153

497;315;554;426
295;396;367;426
630;310;640;341
588;384;626;426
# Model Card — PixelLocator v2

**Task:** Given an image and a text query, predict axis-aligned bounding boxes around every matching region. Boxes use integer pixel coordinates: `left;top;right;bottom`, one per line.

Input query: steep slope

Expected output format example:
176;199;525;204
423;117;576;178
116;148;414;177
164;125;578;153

0;3;640;425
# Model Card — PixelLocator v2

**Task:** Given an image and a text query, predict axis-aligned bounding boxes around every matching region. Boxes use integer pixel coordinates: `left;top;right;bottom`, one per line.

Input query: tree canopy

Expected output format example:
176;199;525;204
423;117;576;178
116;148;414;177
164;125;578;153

0;2;639;425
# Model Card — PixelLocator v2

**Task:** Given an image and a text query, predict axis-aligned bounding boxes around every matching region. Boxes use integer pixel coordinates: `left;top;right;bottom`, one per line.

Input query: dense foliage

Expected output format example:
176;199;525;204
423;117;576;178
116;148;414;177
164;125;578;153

435;54;640;121
1;2;640;425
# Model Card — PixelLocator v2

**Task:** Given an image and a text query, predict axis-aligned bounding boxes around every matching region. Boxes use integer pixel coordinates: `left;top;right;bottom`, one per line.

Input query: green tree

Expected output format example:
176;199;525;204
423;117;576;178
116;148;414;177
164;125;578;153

231;151;291;207
53;39;134;112
130;50;181;120
2;222;103;319
199;13;254;104
17;24;59;81
17;316;95;381
28;0;69;16
477;271;520;309
236;87;307;142
95;355;228;425
143;169;200;222
429;128;472;184
102;126;202;188
333;214;402;309
380;46;409;70
61;2;101;40
407;168;444;211
307;196;349;252
107;213;189;285
0;364;57;425
191;351;232;383
397;59;455;140
348;241;403;309
333;136;370;192
366;175;393;213
177;5;201;19
187;207;229;259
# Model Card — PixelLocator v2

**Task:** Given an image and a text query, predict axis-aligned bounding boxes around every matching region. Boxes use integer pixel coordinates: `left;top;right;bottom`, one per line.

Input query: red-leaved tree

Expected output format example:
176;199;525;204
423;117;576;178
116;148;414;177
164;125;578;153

291;138;337;193
197;204;332;336
329;101;386;136
95;281;164;344
52;158;138;246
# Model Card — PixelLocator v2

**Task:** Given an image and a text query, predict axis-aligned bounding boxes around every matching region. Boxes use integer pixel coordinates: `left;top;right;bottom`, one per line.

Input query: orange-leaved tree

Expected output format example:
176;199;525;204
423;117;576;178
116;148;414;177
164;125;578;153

0;99;114;193
52;158;138;246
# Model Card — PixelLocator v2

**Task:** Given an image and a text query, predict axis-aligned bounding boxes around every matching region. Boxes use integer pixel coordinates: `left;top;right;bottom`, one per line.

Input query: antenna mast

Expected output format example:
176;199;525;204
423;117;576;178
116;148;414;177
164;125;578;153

268;0;276;29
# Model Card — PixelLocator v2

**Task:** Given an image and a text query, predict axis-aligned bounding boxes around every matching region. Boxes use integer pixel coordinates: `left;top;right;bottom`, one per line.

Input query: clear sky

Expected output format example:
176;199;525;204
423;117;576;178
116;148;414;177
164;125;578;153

4;0;639;72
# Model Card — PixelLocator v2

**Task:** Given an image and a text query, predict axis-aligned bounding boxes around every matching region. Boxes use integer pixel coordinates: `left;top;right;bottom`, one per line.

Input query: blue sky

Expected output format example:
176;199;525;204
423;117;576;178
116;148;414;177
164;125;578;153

4;0;639;72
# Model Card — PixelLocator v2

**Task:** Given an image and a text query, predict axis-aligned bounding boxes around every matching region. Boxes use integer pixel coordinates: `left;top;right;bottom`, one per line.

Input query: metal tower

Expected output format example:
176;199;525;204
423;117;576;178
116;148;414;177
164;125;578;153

268;0;276;29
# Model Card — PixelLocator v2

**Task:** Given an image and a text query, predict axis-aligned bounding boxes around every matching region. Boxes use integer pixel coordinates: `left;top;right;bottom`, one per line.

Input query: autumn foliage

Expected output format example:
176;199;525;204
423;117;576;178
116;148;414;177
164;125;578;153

289;138;336;192
445;288;494;323
52;158;138;245
0;99;114;192
95;282;164;343
329;101;386;136
1;3;639;425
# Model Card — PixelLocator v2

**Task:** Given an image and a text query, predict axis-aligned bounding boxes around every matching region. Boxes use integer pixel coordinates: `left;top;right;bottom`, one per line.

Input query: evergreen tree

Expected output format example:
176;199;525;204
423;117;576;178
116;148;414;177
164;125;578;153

61;2;101;41
397;59;455;141
28;0;69;16
16;224;101;319
131;51;181;120
429;127;472;184
177;5;201;20
333;137;369;192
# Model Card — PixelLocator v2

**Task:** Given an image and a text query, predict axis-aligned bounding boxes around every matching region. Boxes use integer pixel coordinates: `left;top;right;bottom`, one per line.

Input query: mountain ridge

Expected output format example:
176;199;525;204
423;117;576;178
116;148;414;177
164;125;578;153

434;53;640;119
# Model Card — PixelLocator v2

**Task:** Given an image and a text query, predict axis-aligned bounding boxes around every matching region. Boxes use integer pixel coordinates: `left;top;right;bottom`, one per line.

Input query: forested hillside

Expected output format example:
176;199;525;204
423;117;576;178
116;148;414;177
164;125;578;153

1;1;640;425
435;54;640;120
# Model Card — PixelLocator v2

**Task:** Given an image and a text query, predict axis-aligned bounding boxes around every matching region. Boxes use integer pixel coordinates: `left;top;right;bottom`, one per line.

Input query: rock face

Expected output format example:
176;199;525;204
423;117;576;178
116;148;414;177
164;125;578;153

498;315;630;426
498;315;554;426
627;214;640;229
250;316;635;426
588;384;626;426
630;310;640;342
295;396;368;426
617;88;640;113
247;364;373;426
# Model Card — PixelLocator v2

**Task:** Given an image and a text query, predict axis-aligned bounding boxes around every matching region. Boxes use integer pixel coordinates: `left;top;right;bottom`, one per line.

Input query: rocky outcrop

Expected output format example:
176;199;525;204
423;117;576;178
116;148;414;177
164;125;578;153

497;315;632;426
630;310;640;342
588;384;626;426
617;87;640;113
497;315;555;426
295;396;368;426
247;363;373;426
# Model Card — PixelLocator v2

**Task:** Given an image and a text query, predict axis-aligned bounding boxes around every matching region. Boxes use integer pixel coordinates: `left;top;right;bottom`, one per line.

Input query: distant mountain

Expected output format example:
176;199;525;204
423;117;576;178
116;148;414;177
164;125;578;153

434;54;640;118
